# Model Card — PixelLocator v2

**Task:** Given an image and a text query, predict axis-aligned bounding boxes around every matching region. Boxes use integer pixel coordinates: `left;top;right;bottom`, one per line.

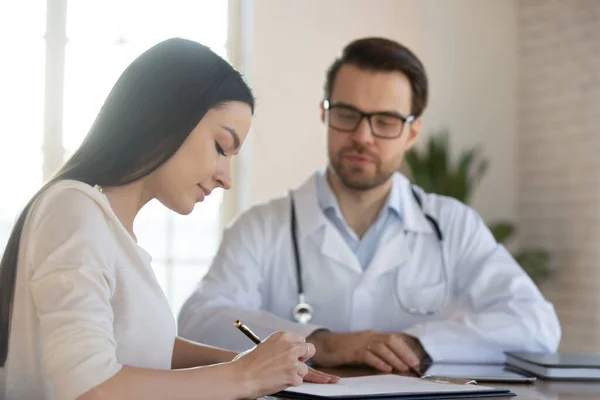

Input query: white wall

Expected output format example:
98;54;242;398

238;0;517;224
419;0;517;223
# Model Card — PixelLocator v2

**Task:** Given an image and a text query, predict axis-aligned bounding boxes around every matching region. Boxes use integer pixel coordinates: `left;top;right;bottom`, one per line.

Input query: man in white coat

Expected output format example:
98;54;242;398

178;37;561;373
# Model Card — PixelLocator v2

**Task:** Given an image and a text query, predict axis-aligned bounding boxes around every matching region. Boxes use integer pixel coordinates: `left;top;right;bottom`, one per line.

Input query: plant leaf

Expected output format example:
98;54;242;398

471;157;489;188
514;249;551;283
419;131;451;195
488;221;515;243
453;150;475;202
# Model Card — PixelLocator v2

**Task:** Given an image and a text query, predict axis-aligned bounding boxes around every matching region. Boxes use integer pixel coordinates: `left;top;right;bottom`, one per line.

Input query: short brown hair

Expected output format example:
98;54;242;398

324;37;428;118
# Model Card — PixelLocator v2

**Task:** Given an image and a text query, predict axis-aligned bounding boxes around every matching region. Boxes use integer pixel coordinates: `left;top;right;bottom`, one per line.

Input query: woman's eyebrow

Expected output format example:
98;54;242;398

220;125;240;150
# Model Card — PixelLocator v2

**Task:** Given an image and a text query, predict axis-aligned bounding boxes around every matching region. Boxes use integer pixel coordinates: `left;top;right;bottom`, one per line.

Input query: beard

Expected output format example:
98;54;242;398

329;142;397;191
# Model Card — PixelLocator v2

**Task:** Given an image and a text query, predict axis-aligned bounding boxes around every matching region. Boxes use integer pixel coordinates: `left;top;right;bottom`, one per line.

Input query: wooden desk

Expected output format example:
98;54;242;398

269;367;600;400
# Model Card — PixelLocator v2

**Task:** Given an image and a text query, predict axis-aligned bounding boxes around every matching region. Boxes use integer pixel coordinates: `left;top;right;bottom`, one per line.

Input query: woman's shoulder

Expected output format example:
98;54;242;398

27;179;114;238
23;180;121;272
41;179;103;202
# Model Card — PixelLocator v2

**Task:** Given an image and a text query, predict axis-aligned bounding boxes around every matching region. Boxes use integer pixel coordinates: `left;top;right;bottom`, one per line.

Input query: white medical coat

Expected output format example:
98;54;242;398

178;172;561;362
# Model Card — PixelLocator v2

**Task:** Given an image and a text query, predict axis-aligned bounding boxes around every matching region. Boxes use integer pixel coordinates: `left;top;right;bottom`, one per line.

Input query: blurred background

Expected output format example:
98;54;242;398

0;0;598;352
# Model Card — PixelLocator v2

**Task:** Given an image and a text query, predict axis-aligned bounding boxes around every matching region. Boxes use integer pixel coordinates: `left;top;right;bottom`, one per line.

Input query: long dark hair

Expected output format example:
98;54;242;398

0;38;254;366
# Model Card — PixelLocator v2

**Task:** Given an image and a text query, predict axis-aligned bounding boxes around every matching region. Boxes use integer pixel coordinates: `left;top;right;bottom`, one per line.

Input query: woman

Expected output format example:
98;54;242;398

0;38;337;400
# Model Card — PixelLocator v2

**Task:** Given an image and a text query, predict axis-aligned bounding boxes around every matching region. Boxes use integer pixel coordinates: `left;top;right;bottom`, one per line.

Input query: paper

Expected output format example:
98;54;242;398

282;374;496;397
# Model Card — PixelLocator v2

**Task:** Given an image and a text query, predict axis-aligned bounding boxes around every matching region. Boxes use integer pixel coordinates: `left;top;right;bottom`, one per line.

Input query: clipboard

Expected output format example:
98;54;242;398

277;374;515;399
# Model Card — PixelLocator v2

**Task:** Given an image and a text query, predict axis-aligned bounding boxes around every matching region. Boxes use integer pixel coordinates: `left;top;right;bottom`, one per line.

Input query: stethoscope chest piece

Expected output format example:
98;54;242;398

293;298;314;324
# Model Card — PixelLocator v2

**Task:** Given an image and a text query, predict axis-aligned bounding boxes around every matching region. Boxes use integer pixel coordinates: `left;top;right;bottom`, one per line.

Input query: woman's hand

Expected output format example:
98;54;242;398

304;367;340;384
231;332;338;399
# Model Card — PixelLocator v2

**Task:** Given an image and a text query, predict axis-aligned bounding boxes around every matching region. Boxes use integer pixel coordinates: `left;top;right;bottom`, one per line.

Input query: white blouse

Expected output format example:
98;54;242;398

4;180;176;400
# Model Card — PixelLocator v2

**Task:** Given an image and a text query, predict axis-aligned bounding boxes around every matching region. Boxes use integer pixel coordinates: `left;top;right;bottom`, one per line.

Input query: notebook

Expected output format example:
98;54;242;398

505;352;600;380
277;374;514;399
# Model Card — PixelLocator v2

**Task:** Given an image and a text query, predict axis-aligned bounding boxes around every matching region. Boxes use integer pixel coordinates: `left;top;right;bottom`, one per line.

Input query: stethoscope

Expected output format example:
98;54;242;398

289;186;446;324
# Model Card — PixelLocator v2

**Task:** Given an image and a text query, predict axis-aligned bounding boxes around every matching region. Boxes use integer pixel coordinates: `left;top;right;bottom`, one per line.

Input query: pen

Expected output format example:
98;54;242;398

234;319;262;345
410;364;424;378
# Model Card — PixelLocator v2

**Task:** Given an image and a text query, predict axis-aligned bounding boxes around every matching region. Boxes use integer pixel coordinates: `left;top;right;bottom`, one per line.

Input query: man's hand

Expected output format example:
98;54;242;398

307;330;428;373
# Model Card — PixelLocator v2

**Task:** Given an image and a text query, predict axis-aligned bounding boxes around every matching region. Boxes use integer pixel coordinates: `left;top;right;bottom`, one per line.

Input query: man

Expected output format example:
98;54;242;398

178;37;560;373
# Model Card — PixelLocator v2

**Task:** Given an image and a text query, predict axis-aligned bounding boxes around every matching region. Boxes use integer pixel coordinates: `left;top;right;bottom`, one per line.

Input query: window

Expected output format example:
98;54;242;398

0;1;46;249
0;0;230;315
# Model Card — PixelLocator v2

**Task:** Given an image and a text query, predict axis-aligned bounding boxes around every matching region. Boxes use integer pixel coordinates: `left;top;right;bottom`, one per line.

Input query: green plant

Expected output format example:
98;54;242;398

403;130;550;283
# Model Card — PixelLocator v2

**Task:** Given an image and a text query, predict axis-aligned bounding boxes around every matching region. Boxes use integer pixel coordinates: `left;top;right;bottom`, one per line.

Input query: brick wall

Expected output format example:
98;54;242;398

517;0;600;351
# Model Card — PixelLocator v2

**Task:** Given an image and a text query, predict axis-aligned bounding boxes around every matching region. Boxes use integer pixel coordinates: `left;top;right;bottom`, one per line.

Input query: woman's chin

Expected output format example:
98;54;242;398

170;199;196;216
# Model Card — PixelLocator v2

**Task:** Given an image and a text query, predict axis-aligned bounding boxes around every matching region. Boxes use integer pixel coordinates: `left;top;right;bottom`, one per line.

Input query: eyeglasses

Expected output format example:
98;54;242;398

324;100;415;139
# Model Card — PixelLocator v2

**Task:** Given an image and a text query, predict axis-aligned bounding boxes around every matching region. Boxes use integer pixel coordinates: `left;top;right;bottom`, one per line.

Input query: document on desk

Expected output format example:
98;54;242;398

279;375;515;399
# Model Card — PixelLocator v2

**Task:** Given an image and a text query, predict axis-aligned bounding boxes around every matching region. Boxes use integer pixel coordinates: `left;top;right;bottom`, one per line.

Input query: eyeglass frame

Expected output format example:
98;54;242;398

323;100;415;139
